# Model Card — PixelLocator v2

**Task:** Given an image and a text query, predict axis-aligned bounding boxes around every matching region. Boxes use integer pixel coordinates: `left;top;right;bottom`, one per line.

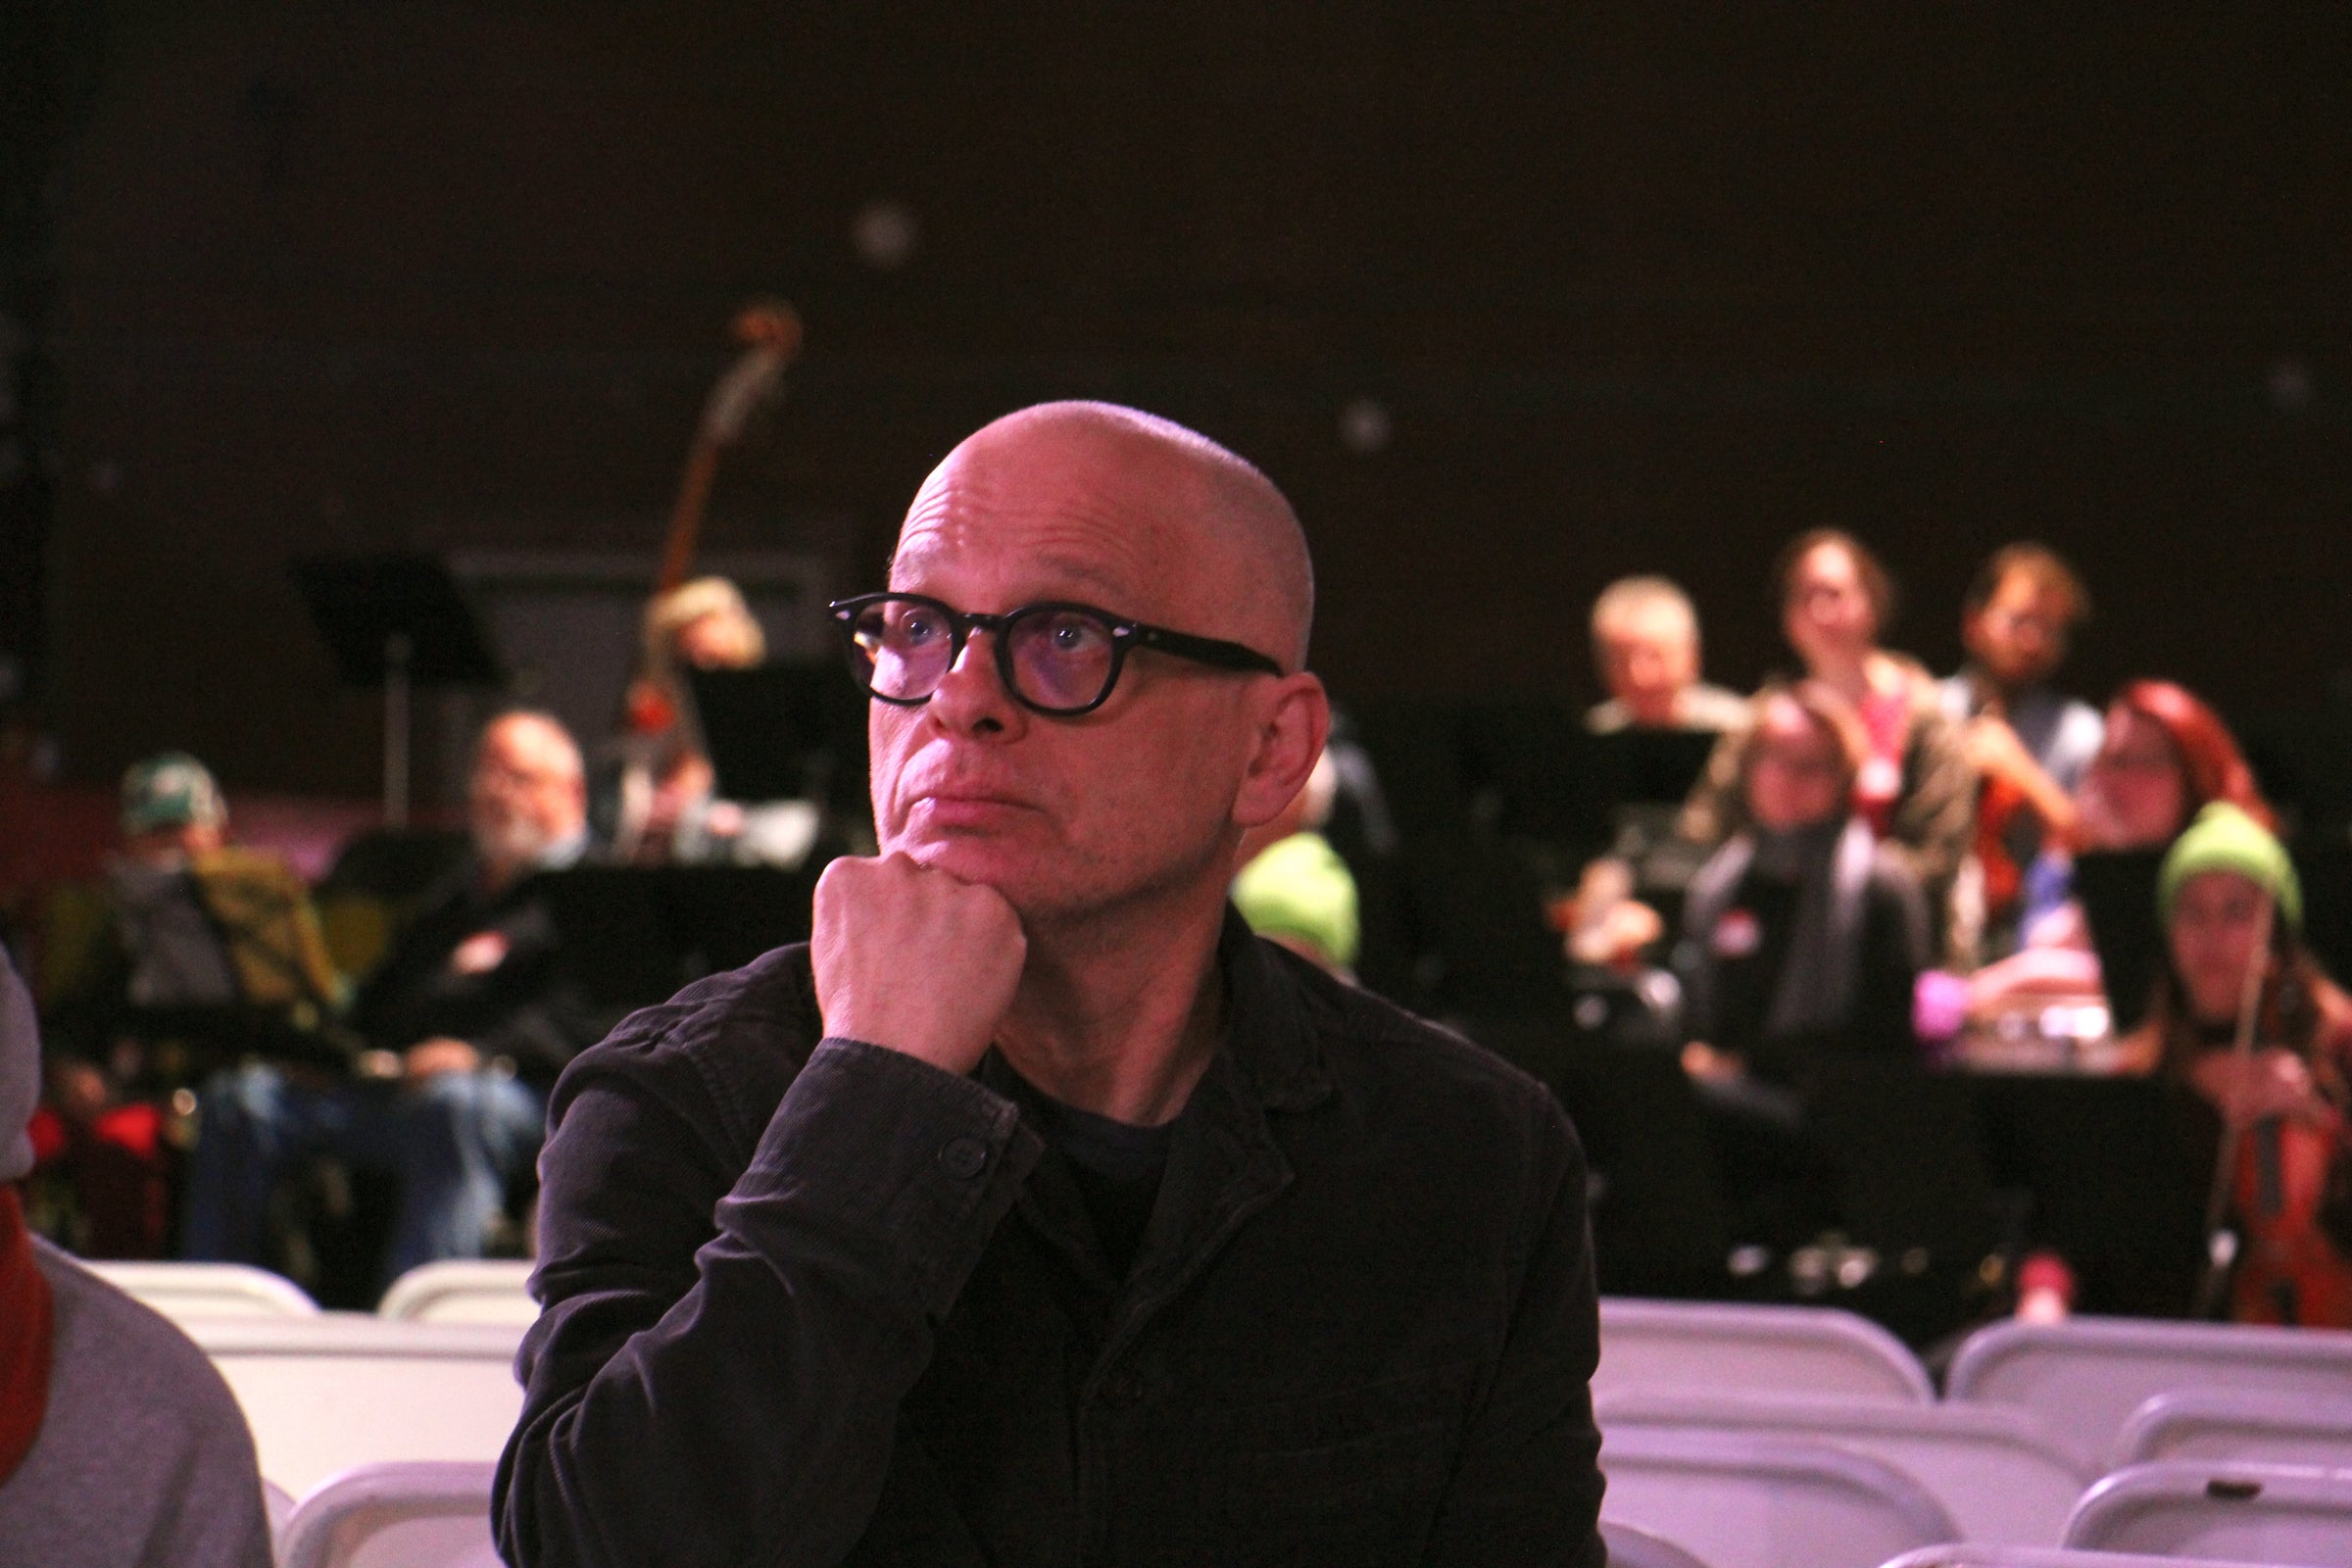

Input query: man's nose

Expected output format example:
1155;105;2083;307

926;628;1021;735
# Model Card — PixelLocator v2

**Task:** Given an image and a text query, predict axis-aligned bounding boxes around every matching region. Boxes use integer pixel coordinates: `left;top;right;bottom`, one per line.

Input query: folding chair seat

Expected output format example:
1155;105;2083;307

1597;1298;1934;1404
1600;1427;1957;1568
1600;1389;2087;1545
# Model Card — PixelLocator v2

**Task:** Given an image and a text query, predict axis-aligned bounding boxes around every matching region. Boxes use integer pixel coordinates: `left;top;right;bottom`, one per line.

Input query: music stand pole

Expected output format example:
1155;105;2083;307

384;631;413;828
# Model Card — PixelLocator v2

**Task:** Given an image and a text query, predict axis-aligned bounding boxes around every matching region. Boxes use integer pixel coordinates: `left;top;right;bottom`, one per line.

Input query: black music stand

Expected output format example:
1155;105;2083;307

293;556;503;826
2075;849;2167;1033
689;662;868;812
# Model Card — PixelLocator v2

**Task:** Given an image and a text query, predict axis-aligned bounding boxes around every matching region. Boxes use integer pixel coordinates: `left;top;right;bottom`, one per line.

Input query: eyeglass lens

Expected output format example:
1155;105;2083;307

849;598;1120;711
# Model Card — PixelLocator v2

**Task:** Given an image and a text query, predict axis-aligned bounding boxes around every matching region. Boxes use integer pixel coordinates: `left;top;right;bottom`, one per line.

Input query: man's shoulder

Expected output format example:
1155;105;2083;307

548;943;822;1153
1271;944;1561;1135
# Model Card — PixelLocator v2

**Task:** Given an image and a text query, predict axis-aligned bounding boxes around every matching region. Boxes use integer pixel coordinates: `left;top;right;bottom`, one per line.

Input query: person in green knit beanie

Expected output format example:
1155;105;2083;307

2157;801;2303;937
2118;802;2352;1325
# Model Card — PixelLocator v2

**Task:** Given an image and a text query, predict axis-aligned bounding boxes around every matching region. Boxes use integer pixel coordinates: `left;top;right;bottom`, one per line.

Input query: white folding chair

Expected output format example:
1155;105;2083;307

1945;1316;2352;1472
1600;1427;1958;1568
1600;1389;2088;1546
1604;1518;1714;1568
83;1260;320;1321
1596;1298;1935;1404
277;1460;501;1568
2113;1388;2352;1472
377;1259;540;1325
2064;1460;2352;1561
1879;1547;2281;1567
187;1315;526;1496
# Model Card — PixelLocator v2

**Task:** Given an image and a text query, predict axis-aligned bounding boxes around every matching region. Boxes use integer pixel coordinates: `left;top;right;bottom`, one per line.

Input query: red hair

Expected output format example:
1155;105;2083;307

2109;679;2275;831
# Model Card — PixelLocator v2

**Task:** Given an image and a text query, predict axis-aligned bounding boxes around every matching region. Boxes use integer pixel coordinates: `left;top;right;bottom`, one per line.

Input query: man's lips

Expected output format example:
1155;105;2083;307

905;789;1039;829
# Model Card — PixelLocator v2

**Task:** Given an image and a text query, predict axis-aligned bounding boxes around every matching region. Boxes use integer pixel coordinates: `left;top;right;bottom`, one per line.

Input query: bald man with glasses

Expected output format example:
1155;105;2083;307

496;403;1606;1567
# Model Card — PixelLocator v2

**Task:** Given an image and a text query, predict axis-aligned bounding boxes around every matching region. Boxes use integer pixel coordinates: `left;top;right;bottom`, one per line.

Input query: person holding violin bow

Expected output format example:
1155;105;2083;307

2115;803;2352;1328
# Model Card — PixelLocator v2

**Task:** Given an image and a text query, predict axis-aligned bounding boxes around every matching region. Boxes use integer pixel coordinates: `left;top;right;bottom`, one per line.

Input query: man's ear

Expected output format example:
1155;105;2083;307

1233;674;1332;832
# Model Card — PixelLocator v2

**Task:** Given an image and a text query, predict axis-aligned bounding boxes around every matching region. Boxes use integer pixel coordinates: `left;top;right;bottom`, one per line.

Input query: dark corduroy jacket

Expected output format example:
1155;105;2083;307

495;915;1605;1567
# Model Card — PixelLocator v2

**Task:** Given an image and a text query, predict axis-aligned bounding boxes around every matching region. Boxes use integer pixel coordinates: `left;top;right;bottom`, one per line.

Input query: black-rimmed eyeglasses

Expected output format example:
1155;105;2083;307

829;593;1285;717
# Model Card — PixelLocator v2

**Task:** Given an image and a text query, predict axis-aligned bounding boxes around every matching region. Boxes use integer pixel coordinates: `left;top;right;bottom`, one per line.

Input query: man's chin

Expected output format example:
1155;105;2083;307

892;832;1026;888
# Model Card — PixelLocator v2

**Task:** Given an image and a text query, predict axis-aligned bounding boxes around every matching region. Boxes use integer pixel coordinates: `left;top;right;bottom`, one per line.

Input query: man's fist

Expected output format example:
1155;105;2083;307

812;853;1027;1075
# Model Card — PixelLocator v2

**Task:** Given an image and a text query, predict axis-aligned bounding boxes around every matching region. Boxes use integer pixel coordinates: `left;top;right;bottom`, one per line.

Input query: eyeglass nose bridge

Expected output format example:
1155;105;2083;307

931;609;1017;695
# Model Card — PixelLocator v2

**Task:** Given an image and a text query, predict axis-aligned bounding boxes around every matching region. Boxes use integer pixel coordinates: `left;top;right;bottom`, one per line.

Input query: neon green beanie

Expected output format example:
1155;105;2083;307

1234;831;1360;970
2158;802;2301;935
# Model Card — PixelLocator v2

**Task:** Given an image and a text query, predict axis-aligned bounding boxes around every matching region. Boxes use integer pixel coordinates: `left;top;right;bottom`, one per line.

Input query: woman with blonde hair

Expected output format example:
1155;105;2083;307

613;576;766;863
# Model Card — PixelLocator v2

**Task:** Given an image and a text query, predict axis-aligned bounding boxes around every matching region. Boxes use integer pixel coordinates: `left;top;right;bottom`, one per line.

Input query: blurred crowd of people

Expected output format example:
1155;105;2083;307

1550;532;2351;1327
5;538;2346;1335
9;577;844;1301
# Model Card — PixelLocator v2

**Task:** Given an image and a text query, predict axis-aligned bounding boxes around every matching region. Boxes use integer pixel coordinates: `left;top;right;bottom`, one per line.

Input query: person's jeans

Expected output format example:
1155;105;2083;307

182;1062;547;1289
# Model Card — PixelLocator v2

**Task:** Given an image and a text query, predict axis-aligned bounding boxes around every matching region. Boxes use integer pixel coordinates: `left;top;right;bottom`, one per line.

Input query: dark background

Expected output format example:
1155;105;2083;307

6;2;2349;806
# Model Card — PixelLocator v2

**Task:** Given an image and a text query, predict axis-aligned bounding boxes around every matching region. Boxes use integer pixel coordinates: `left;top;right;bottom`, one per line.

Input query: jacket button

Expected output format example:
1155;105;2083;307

939;1137;988;1180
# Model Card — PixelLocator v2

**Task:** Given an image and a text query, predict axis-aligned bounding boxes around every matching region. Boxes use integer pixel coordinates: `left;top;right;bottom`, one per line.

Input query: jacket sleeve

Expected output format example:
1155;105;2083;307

1419;1086;1607;1568
494;1035;1042;1568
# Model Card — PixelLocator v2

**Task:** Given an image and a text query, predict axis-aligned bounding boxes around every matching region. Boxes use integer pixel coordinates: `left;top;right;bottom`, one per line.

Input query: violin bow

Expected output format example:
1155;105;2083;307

2191;890;2278;1317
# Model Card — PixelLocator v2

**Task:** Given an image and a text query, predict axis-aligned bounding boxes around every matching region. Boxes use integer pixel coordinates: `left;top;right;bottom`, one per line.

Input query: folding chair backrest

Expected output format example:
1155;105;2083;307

1601;1518;1714;1568
1599;1389;2088;1546
84;1260;320;1321
1880;1546;2282;1568
265;1479;297;1551
1945;1316;2352;1472
1599;1427;1957;1568
377;1259;539;1325
277;1460;501;1568
188;1316;525;1495
2112;1388;2352;1472
1597;1298;1934;1404
2063;1460;2352;1561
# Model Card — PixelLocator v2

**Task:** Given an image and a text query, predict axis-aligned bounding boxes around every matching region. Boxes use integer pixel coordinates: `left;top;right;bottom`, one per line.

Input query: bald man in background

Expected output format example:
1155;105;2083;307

497;404;1606;1567
185;710;599;1289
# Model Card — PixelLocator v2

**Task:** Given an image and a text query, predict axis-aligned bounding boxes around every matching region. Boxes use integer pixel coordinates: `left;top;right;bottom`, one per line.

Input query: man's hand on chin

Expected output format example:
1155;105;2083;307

812;851;1028;1076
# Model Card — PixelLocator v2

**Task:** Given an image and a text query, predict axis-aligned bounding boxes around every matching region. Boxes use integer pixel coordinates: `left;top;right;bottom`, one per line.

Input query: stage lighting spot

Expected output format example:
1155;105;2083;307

855;200;921;270
1339;397;1392;454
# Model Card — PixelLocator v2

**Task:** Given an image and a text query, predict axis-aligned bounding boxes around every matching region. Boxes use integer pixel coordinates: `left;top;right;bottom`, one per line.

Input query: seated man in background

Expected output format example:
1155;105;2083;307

35;752;341;1257
1678;682;1930;1245
1584;574;1749;734
1938;544;2104;957
184;710;600;1289
0;948;272;1565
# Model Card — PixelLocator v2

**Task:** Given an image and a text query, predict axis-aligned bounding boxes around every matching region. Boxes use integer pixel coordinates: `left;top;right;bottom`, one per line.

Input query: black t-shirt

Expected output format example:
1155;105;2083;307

1008;1080;1175;1280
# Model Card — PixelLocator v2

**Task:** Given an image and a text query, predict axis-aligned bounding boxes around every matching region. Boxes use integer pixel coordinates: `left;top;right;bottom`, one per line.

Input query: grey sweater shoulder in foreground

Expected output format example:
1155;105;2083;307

0;1239;272;1568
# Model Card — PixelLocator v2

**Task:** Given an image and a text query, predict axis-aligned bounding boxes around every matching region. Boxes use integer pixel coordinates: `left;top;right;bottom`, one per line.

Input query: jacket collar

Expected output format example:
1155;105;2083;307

1214;905;1336;1115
